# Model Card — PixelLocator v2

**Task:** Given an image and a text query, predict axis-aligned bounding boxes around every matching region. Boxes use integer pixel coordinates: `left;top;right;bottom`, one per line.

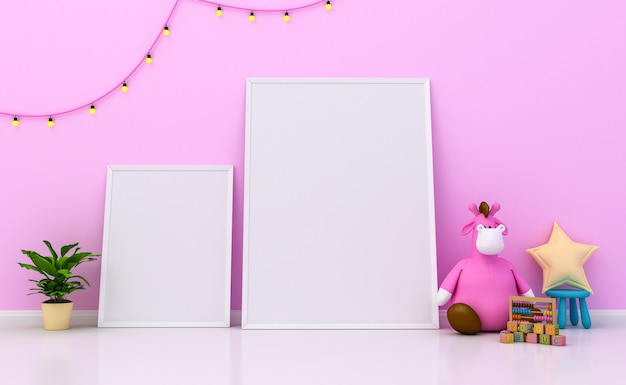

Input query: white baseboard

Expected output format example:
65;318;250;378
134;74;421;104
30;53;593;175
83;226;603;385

438;309;626;328
1;309;623;328
0;310;99;327
0;310;242;327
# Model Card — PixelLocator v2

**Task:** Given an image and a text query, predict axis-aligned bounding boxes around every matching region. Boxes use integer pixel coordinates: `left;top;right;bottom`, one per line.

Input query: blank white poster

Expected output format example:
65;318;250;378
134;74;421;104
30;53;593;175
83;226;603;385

242;78;439;329
98;165;233;327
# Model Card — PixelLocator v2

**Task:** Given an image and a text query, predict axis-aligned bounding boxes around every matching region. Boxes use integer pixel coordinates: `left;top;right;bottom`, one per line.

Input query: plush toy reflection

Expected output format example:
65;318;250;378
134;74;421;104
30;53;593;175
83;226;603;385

437;202;535;334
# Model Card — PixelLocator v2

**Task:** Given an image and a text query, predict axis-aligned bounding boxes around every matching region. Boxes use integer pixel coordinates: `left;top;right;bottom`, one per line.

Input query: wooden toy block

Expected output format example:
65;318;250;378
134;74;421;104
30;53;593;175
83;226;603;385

518;322;533;333
539;334;551;345
507;321;518;332
525;333;538;343
513;332;524;342
533;323;545;334
500;331;514;344
545;323;559;336
552;335;567;346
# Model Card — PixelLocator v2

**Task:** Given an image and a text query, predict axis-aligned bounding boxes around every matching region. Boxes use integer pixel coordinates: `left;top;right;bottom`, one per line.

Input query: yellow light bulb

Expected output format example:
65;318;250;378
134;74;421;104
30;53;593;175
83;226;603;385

216;6;223;16
284;12;290;22
163;26;170;36
122;82;128;92
249;12;255;22
90;105;96;115
12;117;19;127
146;54;153;64
48;117;54;127
325;1;332;10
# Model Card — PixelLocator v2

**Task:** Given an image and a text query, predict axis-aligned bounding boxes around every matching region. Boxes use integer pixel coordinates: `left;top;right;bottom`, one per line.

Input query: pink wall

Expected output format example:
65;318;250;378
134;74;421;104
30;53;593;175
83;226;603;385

1;0;625;311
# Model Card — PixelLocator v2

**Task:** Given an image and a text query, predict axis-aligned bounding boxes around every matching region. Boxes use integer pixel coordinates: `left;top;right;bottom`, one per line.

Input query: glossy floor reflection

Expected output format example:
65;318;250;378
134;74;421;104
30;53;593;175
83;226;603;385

1;314;623;385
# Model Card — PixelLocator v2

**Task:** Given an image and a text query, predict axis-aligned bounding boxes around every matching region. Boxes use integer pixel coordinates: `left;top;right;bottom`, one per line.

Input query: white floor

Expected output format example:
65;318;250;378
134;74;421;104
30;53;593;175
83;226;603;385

1;313;623;385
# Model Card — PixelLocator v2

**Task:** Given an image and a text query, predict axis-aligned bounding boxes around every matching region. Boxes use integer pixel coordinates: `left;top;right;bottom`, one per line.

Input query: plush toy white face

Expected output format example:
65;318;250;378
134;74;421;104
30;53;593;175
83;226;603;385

475;224;506;255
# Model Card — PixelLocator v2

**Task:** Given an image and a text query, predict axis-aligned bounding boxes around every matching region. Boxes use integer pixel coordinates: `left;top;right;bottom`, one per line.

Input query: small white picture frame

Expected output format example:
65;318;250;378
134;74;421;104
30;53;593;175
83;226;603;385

98;165;233;327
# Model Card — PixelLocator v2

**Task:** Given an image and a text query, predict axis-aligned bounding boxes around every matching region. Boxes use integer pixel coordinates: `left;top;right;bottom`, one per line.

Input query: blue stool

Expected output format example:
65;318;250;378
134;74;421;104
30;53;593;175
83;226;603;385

546;289;591;329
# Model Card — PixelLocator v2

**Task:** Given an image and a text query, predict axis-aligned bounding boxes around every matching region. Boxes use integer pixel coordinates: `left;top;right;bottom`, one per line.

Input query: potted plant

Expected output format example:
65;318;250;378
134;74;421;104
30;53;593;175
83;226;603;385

18;240;99;330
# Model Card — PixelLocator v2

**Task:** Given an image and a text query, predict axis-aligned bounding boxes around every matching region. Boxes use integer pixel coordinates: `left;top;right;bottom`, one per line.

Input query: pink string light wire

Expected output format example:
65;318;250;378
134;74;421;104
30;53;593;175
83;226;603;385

0;0;332;120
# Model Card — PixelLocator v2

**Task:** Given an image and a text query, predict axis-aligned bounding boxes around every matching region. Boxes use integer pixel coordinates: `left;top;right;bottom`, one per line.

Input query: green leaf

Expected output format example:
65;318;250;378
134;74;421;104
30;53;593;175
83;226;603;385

43;240;59;261
71;275;91;286
57;269;72;278
29;255;57;277
58;256;69;269
60;243;79;257
17;263;42;273
21;250;44;263
65;252;99;270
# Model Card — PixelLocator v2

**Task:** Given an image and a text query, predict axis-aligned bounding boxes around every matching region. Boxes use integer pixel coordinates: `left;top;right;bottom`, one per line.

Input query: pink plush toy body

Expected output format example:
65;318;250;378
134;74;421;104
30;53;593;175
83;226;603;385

437;202;534;333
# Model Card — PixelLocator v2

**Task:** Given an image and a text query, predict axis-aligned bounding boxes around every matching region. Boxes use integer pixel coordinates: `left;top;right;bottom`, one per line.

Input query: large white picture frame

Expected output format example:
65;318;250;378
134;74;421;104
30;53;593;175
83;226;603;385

98;165;233;327
242;78;438;329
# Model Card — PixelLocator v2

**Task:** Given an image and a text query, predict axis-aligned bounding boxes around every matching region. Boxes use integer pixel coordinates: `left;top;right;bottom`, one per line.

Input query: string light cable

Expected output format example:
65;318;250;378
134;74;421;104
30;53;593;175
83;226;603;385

0;0;335;126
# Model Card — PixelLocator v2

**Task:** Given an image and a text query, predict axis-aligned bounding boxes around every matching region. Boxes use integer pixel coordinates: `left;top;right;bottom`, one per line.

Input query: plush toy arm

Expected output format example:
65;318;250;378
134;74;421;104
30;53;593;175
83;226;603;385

437;259;466;306
506;260;533;296
437;288;452;306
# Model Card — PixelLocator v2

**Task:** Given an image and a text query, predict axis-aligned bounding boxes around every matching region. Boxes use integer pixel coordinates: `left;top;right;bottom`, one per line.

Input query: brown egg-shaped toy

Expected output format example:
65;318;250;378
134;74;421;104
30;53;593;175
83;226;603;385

447;303;482;335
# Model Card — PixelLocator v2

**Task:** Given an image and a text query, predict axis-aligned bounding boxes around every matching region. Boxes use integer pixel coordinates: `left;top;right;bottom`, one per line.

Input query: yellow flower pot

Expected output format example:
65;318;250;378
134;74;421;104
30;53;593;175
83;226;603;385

41;301;73;330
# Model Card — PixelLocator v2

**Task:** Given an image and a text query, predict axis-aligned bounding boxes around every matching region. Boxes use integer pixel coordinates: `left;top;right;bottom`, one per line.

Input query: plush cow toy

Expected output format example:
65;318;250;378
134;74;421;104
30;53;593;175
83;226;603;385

437;202;535;334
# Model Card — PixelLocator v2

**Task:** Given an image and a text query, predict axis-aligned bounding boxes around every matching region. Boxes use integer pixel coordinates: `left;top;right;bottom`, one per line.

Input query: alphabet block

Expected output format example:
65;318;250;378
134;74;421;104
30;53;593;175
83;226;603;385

507;321;518;332
525;333;538;343
539;334;551;345
552;335;567;346
533;323;544;334
513;332;524;342
500;331;514;344
545;323;559;336
518;322;533;333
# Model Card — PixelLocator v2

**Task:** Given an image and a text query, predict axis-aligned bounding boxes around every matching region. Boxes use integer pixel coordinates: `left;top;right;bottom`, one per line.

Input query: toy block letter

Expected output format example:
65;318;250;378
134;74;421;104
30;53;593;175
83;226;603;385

545;323;559;336
507;321;518;332
518;322;533;333
539;334;551;345
525;333;538;343
533;323;544;334
552;335;567;346
514;332;524;342
500;331;514;344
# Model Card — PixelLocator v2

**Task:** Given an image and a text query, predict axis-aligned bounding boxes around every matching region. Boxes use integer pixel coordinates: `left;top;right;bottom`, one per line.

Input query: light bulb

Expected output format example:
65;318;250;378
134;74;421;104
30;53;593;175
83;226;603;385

48;117;54;127
12;117;19;127
216;6;223;16
325;1;332;10
122;82;128;92
284;12;290;22
146;54;153;64
249;12;255;22
90;105;96;115
163;26;170;36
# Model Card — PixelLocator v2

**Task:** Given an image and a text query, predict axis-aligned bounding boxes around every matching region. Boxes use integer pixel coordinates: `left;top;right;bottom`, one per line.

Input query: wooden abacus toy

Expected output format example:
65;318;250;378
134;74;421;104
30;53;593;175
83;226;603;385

499;296;566;346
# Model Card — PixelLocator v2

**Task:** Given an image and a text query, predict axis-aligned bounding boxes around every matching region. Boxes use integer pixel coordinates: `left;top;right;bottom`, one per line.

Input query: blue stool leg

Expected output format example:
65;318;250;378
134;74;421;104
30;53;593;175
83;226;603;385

579;298;592;329
557;297;567;329
570;297;579;326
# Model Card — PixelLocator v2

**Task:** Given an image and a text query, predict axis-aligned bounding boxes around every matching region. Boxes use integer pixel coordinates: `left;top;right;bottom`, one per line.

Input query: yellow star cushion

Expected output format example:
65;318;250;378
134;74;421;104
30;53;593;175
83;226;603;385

526;222;599;293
